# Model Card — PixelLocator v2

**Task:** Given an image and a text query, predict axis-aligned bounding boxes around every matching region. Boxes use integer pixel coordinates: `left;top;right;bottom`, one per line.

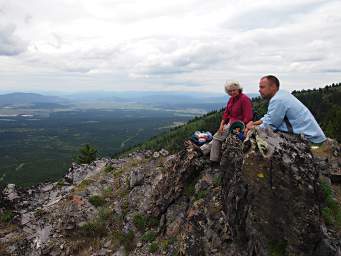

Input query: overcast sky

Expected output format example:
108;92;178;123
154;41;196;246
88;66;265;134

0;0;340;94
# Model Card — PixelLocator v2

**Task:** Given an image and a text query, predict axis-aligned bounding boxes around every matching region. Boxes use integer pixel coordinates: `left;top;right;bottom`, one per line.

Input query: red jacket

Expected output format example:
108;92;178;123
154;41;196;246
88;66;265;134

222;93;253;124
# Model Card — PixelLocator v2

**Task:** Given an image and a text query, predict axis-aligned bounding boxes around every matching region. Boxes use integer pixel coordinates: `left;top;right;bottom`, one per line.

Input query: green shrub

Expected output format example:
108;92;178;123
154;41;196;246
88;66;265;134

160;239;169;251
0;210;14;223
149;242;159;253
102;186;113;198
322;207;334;225
98;207;112;222
133;214;159;232
34;208;46;218
112;230;135;253
79;220;106;237
141;231;157;242
89;195;106;207
195;190;208;200
268;240;287;256
103;165;114;173
147;216;159;228
133;214;146;232
76;144;97;164
320;180;341;229
56;179;65;186
213;175;222;187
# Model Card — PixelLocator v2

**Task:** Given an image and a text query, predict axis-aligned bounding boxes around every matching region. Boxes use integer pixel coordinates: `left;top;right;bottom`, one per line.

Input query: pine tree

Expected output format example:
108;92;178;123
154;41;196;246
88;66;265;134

77;144;98;164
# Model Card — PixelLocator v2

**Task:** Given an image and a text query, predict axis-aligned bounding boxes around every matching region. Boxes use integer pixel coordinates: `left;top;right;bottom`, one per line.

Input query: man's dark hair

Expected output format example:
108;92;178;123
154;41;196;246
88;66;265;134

262;75;280;88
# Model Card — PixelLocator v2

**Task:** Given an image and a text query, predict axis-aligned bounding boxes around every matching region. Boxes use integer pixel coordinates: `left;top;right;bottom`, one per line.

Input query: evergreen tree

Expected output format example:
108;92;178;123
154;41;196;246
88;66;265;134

77;144;98;164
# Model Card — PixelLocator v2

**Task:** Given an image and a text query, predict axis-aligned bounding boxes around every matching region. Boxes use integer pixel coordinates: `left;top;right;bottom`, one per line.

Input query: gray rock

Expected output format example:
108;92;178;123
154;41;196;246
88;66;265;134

153;151;160;158
160;148;169;156
130;168;144;188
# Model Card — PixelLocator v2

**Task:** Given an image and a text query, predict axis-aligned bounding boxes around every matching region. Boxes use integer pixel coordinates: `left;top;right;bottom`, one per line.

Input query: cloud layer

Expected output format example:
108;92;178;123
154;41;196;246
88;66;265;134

0;0;340;93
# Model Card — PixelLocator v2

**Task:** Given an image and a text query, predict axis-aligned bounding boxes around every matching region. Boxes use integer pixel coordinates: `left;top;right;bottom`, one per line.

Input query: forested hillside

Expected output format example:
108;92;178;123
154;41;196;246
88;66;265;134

128;83;341;153
124;110;223;154
293;83;341;141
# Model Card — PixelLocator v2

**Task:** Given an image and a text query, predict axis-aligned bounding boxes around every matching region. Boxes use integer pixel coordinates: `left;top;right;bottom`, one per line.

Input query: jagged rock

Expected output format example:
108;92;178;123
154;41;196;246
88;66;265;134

3;184;19;201
165;196;188;236
153;152;160;158
130;168;144;188
159;148;169;157
1;129;340;256
64;159;109;185
144;150;153;158
220;128;338;255
147;148;204;217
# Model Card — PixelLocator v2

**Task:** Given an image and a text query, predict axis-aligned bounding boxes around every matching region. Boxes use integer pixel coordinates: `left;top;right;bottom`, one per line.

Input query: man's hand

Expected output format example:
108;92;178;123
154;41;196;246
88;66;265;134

244;121;255;136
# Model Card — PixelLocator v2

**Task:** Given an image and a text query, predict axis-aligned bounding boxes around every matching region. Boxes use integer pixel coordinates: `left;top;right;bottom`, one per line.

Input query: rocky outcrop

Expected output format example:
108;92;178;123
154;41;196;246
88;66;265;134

0;132;340;256
221;129;324;255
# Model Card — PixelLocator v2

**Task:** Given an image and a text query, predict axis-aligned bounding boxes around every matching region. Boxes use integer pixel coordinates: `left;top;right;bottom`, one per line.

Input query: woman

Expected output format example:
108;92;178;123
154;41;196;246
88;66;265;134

200;81;253;162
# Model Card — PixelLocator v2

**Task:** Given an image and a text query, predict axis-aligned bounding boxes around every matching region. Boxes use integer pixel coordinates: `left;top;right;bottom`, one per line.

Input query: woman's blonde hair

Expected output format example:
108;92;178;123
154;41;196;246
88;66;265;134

224;81;243;94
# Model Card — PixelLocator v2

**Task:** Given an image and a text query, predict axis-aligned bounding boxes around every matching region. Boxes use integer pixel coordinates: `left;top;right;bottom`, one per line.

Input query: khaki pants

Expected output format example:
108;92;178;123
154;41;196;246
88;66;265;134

200;124;230;162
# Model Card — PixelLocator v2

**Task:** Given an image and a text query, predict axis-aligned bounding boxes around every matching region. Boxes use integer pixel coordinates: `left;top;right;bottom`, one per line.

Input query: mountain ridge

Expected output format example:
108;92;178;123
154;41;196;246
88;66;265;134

0;128;340;255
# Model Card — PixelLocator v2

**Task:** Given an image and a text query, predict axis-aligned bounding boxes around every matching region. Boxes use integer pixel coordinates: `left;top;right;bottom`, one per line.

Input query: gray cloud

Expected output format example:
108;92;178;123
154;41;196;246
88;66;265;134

223;0;329;31
0;24;26;56
0;0;340;92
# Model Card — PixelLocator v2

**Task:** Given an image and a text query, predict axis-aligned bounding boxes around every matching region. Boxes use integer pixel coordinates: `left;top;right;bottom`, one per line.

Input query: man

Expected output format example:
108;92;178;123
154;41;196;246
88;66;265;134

246;75;326;144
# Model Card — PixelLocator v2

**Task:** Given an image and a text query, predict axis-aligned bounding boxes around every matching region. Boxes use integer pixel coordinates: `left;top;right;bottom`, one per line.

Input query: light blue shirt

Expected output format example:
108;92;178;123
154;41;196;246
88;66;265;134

260;90;326;143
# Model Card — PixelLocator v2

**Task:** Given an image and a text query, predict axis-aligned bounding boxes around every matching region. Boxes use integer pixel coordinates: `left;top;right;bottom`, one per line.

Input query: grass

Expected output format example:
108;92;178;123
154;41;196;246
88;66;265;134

320;180;341;229
89;195;106;207
213;175;222;187
184;181;196;198
34;208;46;218
149;242;159;253
103;165;114;173
268;240;287;256
141;231;157;242
112;230;136;253
56;179;65;186
0;210;14;223
75;179;94;192
195;189;208;201
160;239;170;251
79;220;107;237
102;186;113;198
121;199;130;216
98;207;113;222
133;214;147;232
133;213;160;232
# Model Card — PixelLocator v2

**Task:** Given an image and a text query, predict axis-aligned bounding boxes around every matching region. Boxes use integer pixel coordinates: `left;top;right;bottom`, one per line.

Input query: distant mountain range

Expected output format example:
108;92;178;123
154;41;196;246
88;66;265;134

0;93;69;106
0;91;259;103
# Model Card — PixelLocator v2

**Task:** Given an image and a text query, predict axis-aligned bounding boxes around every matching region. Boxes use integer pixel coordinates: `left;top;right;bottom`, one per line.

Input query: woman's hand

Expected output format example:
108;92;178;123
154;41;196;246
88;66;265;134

218;120;226;134
218;124;224;134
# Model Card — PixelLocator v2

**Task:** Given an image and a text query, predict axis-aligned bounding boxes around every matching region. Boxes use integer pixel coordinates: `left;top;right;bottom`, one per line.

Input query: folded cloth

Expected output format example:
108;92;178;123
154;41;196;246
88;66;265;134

191;131;213;145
